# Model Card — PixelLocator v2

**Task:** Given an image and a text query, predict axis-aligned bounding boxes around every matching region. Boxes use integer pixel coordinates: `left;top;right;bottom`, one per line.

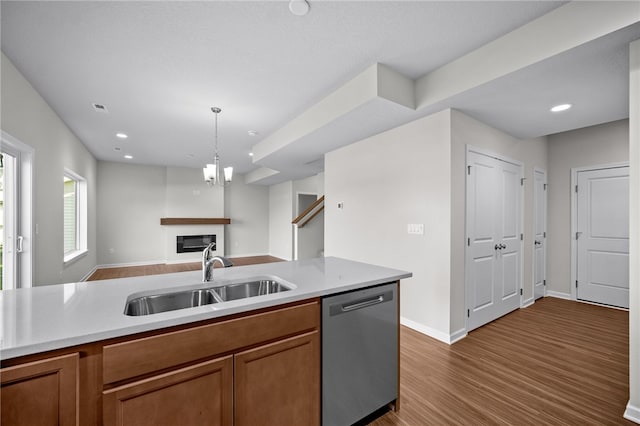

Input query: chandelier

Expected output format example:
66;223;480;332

203;107;233;185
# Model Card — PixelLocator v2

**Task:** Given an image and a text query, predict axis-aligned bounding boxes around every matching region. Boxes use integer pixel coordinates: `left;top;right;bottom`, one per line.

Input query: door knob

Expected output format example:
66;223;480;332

535;240;541;245
500;244;506;250
495;244;501;250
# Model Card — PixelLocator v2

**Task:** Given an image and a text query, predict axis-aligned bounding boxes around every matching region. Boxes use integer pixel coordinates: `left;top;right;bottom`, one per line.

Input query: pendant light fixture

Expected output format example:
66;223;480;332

203;107;233;186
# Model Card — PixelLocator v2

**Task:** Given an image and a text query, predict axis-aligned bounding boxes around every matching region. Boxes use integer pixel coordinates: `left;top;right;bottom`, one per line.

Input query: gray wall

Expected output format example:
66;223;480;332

224;176;269;257
268;181;293;260
326;110;454;339
546;119;629;296
97;162;168;266
98;161;268;265
1;52;98;285
325;109;548;341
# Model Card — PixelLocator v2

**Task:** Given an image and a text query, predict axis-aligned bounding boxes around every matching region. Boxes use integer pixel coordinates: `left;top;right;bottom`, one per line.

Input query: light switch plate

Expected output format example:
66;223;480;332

407;224;424;235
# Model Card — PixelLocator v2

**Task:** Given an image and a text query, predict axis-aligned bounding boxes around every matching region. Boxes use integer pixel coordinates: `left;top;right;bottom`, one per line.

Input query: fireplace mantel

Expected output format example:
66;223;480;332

160;218;231;225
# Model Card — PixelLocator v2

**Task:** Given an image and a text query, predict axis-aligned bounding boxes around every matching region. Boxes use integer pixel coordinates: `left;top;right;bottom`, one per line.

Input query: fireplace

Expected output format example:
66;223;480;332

176;234;216;253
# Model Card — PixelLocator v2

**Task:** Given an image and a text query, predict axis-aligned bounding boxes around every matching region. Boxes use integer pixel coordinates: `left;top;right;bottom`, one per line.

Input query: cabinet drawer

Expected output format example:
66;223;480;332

103;300;319;384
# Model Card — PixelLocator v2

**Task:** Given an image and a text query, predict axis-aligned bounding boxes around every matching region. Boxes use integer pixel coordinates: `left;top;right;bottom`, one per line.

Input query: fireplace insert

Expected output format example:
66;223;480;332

176;234;216;253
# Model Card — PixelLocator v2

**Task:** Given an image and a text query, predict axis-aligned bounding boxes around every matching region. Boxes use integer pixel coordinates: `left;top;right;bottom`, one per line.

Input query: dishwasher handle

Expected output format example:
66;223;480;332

329;290;393;316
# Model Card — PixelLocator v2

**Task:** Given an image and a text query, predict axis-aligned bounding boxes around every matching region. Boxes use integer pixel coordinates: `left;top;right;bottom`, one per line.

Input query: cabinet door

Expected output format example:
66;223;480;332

103;355;232;426
234;331;320;426
1;353;79;426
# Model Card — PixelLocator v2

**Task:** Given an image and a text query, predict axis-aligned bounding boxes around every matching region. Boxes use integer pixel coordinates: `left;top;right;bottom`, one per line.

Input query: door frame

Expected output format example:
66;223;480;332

1;130;34;288
465;145;524;331
570;162;629;302
532;167;547;301
293;192;318;261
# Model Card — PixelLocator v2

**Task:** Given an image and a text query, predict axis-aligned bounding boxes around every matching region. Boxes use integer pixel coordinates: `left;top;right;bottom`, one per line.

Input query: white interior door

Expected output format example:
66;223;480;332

576;166;629;308
466;149;522;332
533;169;547;300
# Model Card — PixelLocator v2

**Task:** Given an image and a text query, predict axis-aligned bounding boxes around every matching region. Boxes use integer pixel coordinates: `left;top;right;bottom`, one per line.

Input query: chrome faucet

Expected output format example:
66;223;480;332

202;243;233;282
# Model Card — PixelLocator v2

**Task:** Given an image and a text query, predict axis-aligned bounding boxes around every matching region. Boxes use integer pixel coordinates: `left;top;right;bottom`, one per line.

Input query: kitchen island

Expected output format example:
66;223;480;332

1;257;411;426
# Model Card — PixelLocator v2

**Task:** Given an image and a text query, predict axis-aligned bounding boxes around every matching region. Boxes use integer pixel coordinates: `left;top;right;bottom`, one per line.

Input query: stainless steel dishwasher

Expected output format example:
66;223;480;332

322;282;398;426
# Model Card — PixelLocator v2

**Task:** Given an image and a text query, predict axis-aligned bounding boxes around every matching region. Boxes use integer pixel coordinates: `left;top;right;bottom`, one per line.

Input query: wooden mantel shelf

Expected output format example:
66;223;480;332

160;218;231;225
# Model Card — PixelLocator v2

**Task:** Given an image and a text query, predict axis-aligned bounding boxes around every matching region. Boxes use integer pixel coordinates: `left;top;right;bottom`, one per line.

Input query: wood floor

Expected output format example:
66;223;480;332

372;297;631;425
86;255;284;281
87;262;630;424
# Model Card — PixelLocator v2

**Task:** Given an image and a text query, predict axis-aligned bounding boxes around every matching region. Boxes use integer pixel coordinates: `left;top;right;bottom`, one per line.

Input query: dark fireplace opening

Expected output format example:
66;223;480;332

177;234;216;253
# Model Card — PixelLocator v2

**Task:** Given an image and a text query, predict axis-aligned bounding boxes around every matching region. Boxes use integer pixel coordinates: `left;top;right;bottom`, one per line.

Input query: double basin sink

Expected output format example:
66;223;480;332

124;276;292;316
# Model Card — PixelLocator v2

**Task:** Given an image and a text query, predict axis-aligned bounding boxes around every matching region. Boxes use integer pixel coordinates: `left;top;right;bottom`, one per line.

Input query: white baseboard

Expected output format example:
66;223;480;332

625;402;640;424
96;260;167;269
449;327;467;344
227;252;272;258
546;291;572;300
400;317;467;345
269;253;292;261
80;266;98;282
521;297;535;308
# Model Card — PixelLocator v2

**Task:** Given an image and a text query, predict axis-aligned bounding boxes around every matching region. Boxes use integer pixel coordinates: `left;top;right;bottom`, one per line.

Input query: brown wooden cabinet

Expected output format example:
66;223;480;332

101;300;320;426
1;299;321;426
103;355;233;426
234;331;320;426
0;353;79;426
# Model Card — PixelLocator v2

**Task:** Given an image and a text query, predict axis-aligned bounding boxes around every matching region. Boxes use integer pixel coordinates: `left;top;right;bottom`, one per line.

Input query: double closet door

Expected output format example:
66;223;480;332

466;149;523;332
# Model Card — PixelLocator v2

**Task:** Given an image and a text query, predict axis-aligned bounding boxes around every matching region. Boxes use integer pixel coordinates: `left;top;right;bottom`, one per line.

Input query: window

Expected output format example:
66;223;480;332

63;169;87;264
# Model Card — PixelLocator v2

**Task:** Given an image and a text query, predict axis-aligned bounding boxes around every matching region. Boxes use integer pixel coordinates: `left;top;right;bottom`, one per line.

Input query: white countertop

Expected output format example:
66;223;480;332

0;257;411;360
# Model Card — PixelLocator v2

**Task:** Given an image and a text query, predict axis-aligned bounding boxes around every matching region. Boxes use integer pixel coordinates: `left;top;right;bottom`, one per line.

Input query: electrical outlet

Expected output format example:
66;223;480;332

407;224;424;235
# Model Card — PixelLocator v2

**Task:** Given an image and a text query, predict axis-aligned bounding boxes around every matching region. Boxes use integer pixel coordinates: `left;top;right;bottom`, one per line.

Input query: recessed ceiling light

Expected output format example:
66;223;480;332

248;130;259;137
116;133;128;139
92;103;108;113
124;155;133;160
289;0;310;16
249;152;254;157
550;104;572;112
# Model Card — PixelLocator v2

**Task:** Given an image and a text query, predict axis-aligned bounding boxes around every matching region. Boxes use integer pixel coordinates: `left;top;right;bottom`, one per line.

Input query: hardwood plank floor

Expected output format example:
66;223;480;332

86;255;284;281
87;261;630;424
372;297;631;425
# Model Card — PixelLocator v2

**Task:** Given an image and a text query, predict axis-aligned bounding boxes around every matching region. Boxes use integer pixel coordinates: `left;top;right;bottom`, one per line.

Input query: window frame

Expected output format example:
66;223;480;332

63;168;87;265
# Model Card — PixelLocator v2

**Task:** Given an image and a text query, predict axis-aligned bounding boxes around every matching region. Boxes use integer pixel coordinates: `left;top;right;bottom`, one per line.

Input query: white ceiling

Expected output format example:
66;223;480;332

1;1;638;184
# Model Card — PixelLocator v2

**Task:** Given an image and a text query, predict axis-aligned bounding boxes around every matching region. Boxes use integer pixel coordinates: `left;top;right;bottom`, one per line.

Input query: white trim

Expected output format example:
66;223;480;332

63;249;88;266
80;266;98;282
546;291;572;300
1;130;34;288
466;145;524;167
449;328;467;344
521;297;535;308
533;167;547;300
401;317;467;345
570;162;630;302
624;402;640;424
96;259;167;269
293;192;319;261
63;168;88;267
227;252;279;258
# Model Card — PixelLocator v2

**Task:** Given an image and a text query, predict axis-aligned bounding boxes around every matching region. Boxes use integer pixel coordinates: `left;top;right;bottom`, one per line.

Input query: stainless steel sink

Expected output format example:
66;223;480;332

124;289;219;316
124;277;292;316
212;279;290;302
